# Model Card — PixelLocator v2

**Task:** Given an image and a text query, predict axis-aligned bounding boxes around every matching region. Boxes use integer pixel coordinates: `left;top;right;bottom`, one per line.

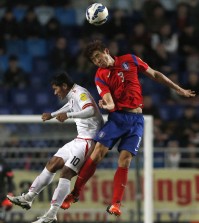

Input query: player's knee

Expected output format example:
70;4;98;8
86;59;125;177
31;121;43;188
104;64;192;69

118;151;133;167
91;143;108;163
90;151;102;163
46;157;64;172
118;159;132;168
60;166;76;180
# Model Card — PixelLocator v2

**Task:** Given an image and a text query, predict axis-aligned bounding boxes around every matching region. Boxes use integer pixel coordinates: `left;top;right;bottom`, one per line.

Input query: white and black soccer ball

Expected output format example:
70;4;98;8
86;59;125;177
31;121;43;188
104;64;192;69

86;3;108;26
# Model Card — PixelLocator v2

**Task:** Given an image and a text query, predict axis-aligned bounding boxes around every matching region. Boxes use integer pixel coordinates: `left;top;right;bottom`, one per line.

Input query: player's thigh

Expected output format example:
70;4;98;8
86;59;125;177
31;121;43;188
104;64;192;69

64;138;93;173
90;142;109;162
119;114;144;154
94;119;123;149
119;134;143;156
54;141;72;163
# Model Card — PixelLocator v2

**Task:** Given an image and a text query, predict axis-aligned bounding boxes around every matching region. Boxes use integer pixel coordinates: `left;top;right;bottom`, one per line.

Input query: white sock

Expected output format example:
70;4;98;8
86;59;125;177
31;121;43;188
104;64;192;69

46;205;59;219
51;178;71;207
46;178;70;218
25;168;56;201
24;191;37;202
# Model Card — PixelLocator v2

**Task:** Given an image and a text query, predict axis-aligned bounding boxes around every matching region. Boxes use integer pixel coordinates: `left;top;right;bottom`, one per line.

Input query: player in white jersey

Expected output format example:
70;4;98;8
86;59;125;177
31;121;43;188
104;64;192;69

7;72;103;223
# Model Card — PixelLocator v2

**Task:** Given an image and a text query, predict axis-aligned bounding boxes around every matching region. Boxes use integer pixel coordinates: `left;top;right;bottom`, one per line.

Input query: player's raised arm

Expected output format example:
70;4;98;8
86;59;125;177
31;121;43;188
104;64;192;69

143;66;196;97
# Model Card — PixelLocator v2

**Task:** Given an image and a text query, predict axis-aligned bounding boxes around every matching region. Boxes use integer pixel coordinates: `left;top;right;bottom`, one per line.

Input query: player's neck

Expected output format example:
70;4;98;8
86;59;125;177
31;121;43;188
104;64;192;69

108;56;115;67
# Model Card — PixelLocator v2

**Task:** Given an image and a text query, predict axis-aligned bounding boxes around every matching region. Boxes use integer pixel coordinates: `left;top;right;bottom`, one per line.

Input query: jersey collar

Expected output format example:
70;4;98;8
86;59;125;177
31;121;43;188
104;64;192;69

66;84;76;100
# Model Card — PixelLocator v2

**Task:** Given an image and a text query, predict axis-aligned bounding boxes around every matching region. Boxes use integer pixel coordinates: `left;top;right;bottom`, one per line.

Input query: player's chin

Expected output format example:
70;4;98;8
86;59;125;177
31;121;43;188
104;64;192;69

99;64;107;68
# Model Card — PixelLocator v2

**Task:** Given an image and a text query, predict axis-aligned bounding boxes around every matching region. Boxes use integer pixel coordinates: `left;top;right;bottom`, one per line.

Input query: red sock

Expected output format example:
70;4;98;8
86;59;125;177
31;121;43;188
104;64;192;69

73;157;97;196
112;167;128;204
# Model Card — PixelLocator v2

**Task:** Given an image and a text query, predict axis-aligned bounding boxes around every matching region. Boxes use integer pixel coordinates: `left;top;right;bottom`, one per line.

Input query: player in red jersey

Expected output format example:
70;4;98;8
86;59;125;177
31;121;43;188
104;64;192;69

61;40;195;216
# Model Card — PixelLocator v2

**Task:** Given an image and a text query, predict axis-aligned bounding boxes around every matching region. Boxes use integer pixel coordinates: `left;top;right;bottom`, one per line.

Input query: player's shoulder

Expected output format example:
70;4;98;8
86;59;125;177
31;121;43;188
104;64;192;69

115;54;136;66
74;84;89;94
117;54;133;60
75;84;92;99
75;85;92;103
96;67;110;78
118;54;147;67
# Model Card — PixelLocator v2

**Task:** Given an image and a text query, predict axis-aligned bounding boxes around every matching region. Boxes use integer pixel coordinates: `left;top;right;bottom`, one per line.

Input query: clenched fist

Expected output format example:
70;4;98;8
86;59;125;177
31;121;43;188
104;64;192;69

42;113;53;121
56;113;68;122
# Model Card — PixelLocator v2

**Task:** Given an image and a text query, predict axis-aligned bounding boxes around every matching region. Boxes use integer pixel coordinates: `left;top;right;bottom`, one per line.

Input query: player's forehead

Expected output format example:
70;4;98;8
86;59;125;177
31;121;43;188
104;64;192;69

90;50;104;59
52;84;62;90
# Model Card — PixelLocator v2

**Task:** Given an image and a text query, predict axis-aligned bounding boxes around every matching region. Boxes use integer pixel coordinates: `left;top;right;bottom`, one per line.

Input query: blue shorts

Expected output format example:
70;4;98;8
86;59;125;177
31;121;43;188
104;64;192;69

94;111;144;156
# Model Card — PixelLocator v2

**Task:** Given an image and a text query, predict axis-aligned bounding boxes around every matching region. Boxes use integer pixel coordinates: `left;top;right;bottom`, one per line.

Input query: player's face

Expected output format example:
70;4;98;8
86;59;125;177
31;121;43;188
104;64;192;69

52;84;69;99
90;49;112;68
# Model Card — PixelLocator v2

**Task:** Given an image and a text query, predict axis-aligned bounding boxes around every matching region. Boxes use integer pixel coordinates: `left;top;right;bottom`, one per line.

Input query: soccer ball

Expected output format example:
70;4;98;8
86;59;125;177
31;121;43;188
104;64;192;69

86;3;108;26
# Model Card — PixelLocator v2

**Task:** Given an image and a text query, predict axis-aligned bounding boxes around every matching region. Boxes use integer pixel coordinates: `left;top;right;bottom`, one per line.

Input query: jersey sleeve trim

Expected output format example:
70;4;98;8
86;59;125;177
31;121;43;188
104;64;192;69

131;54;138;66
82;103;93;110
95;77;108;86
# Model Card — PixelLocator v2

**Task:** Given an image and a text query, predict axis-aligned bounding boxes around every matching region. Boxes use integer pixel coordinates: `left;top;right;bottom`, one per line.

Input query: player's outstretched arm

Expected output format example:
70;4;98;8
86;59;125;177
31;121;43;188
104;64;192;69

144;67;196;98
175;88;195;97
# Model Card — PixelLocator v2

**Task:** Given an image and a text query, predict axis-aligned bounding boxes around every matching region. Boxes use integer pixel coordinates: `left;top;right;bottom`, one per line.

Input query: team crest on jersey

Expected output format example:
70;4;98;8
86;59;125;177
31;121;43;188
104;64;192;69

122;62;129;70
80;93;88;101
98;131;105;138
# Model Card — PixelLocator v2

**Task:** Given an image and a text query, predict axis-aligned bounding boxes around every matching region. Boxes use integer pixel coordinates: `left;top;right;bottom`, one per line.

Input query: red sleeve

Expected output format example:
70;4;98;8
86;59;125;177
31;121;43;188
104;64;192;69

132;55;149;72
95;69;110;98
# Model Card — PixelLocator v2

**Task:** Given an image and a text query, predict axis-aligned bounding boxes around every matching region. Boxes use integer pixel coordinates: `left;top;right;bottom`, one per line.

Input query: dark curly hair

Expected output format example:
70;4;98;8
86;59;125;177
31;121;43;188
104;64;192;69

84;40;106;60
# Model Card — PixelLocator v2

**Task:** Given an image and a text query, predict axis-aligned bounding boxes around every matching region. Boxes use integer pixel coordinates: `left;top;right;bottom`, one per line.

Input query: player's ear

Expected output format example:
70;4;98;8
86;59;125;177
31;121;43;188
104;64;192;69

63;83;68;89
104;48;110;55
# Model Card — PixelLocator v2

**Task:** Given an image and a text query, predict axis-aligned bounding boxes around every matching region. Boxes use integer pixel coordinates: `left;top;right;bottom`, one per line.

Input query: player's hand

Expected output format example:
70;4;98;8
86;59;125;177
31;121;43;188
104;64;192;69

99;99;115;110
42;113;53;121
176;88;196;97
56;113;68;122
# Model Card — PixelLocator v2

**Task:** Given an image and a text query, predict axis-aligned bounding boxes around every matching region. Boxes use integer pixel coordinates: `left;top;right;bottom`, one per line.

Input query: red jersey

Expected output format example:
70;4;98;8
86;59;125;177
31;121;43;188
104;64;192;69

95;54;148;111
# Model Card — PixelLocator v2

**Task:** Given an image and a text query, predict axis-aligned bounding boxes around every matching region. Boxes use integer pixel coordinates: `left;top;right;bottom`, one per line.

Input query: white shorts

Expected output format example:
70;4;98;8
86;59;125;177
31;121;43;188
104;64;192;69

54;138;94;173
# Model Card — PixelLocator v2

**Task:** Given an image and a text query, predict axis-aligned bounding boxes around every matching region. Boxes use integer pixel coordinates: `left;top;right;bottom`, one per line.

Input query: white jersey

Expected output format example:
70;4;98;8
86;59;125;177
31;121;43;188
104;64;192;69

52;84;103;138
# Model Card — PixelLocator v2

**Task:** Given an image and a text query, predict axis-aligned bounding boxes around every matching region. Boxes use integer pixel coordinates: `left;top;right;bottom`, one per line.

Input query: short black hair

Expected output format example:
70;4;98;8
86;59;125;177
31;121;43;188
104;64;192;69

51;71;74;88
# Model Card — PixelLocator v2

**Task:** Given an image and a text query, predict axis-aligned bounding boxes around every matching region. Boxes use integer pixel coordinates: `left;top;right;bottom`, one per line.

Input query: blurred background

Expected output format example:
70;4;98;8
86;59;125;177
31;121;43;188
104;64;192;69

0;0;199;223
